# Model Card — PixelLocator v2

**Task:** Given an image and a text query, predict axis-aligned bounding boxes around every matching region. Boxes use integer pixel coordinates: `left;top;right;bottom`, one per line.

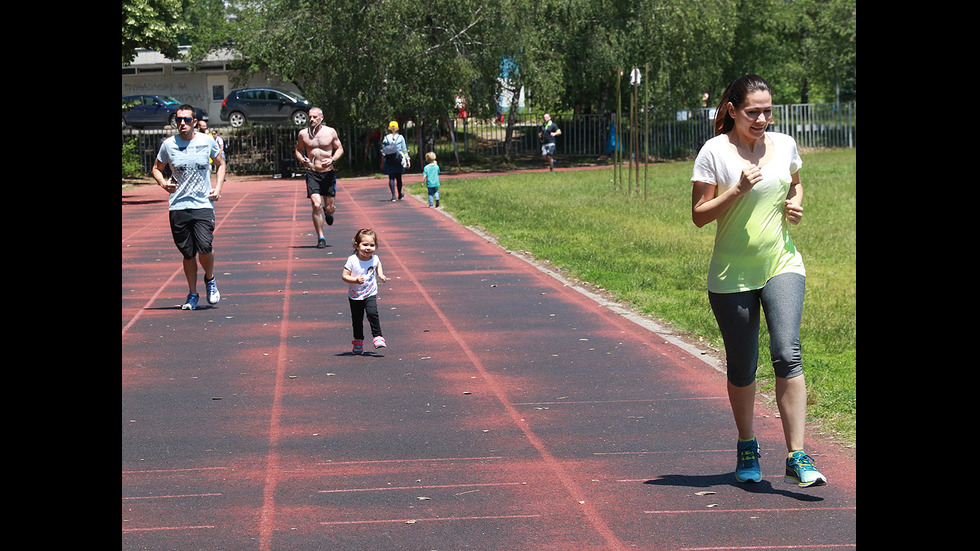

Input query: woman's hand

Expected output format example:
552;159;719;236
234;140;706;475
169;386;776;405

737;165;763;194
784;200;803;225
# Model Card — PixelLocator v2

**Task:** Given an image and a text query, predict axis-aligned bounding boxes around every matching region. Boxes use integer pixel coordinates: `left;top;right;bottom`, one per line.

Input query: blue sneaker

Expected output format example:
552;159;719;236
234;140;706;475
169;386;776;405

206;277;220;304
182;293;199;310
735;438;762;483
785;451;827;487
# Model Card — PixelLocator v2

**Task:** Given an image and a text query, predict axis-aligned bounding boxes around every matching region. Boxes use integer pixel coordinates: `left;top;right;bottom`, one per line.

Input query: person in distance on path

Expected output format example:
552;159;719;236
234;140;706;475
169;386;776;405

538;113;561;172
421;152;441;207
381;121;409;201
295;107;344;248
691;74;826;488
152;105;225;311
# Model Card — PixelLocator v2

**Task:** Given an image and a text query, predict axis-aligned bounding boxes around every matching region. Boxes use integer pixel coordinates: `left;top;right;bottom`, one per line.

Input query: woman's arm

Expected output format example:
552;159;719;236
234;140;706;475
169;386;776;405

691;165;763;228
783;172;803;225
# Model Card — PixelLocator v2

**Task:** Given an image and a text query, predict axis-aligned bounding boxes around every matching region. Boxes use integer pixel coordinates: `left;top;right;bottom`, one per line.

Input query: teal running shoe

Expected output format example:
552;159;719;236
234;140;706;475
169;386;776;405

735;438;762;483
785;451;827;487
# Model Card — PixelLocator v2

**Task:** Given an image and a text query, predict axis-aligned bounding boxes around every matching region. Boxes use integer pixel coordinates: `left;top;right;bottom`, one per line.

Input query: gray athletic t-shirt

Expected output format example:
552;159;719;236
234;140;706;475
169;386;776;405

156;132;220;210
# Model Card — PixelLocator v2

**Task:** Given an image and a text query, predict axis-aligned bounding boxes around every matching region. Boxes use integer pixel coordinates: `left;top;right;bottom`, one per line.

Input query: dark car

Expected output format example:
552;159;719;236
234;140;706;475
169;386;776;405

122;95;208;129
220;88;312;128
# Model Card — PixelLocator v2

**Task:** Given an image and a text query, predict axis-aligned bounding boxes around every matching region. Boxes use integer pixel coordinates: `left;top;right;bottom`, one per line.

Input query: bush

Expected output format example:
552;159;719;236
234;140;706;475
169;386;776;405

122;137;143;178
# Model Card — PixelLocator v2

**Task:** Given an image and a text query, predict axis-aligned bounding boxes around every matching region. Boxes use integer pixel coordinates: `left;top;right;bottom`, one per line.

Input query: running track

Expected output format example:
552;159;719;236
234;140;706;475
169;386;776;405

122;172;856;550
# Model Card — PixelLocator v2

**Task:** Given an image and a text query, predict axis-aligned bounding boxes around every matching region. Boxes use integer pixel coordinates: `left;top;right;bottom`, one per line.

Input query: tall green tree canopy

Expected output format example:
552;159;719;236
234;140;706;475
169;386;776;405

129;0;855;123
231;0;503;127
122;0;186;64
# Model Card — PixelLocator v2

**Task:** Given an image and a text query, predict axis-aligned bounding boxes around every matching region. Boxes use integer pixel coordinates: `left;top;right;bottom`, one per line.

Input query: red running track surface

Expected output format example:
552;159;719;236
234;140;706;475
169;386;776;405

123;173;855;550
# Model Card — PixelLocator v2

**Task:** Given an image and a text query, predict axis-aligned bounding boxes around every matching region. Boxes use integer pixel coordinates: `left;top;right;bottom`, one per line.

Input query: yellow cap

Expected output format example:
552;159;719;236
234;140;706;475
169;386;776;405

388;120;398;129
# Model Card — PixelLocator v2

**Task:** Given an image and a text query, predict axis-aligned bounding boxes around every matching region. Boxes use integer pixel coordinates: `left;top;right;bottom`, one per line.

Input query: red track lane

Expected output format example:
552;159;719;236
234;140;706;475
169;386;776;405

122;173;856;551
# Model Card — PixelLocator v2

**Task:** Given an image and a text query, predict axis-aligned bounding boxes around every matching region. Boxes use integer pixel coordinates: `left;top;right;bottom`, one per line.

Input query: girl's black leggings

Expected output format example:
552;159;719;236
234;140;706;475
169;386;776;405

349;296;382;340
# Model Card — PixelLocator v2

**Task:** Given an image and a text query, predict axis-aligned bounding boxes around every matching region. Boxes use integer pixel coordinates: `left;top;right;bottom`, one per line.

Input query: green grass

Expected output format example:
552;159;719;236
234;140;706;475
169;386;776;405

411;149;856;447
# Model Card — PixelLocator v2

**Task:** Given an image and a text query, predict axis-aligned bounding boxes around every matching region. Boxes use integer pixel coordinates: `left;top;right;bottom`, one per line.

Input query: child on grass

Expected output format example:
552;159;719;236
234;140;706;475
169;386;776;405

342;228;389;354
422;152;441;207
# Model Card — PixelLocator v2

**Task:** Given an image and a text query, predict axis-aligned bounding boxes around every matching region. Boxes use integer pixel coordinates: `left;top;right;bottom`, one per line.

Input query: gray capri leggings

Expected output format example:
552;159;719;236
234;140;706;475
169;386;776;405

708;272;805;387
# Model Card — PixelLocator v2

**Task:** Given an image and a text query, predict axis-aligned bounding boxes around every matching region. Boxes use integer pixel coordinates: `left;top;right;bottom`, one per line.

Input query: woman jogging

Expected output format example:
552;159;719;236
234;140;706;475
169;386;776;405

691;74;826;488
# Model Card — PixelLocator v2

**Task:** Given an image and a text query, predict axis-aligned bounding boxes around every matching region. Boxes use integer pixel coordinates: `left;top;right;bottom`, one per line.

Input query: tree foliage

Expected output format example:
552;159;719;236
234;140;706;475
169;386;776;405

130;0;855;123
229;0;501;128
121;0;186;65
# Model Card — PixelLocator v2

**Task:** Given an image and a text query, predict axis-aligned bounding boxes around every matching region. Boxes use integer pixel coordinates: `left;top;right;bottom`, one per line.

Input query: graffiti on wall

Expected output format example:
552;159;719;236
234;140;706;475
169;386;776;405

122;79;207;109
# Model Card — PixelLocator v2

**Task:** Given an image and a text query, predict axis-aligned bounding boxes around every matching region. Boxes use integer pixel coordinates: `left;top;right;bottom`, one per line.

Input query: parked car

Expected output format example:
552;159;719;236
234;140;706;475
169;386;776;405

220;88;312;128
122;95;208;129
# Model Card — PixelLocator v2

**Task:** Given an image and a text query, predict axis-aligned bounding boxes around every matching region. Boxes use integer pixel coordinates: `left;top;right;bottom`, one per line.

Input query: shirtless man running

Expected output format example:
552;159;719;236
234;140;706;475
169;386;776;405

295;107;345;248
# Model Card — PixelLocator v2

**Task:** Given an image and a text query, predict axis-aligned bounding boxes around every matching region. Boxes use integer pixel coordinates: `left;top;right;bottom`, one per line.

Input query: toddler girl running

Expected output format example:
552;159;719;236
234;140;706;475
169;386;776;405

342;228;389;354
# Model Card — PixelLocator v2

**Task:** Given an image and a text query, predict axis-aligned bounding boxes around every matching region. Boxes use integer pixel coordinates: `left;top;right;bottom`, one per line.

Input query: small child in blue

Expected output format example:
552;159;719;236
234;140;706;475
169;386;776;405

422;152;441;207
342;228;389;354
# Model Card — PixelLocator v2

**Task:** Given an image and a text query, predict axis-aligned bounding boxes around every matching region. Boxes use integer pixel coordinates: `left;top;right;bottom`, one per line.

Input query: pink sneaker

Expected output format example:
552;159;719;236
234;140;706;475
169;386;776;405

351;340;364;355
373;336;387;348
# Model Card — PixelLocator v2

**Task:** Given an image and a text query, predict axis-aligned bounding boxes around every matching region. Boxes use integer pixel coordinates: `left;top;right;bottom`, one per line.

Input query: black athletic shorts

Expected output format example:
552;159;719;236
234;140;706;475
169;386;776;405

306;170;337;198
169;208;215;259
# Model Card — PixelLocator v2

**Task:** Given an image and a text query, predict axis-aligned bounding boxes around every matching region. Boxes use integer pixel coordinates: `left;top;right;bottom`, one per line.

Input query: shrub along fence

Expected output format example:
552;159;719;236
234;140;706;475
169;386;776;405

122;102;855;176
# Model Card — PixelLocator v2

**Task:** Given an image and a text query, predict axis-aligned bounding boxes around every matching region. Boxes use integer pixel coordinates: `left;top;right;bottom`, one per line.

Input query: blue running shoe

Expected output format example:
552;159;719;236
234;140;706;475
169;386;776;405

785;451;827;487
206;277;220;305
182;293;199;310
735;438;762;483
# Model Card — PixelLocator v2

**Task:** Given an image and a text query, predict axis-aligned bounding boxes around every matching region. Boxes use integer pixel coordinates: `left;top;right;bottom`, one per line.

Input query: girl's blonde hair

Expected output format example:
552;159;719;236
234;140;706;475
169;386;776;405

353;228;378;250
425;152;437;163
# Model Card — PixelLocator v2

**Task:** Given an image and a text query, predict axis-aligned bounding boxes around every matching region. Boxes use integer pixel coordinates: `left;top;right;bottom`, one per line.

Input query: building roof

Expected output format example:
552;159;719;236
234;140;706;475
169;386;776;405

127;46;239;68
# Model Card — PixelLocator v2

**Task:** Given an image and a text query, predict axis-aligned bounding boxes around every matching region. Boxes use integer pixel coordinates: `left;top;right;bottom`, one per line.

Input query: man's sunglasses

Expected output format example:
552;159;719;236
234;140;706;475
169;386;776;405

175;116;195;124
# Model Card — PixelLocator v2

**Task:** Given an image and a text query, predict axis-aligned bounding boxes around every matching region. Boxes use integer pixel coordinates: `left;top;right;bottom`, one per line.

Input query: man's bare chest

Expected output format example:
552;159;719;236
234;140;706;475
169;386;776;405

305;127;333;151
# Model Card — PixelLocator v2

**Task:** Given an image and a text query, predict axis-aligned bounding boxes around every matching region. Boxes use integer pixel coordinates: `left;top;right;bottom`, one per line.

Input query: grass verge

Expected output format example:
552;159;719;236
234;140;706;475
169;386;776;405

411;149;856;448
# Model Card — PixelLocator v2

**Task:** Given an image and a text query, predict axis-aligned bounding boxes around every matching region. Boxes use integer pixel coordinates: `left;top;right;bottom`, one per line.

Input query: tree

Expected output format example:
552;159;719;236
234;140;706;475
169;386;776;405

724;0;856;104
121;0;186;65
178;0;238;69
625;0;737;116
232;0;496;127
172;0;853;136
802;0;856;102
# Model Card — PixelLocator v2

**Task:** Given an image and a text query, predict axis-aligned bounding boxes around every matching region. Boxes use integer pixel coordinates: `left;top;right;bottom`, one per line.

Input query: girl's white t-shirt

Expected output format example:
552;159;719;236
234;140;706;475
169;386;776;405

691;132;805;294
345;254;381;300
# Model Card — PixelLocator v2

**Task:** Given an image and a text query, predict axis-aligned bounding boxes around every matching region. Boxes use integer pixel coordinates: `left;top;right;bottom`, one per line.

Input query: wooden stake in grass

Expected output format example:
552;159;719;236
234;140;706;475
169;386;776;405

615;68;622;191
644;63;649;200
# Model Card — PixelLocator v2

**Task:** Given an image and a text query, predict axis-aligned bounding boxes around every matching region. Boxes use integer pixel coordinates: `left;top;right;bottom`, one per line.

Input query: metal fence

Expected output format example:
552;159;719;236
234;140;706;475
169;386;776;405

123;102;855;176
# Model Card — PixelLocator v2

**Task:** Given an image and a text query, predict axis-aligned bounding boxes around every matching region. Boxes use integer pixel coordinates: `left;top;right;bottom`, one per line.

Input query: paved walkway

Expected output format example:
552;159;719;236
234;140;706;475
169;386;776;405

122;173;855;550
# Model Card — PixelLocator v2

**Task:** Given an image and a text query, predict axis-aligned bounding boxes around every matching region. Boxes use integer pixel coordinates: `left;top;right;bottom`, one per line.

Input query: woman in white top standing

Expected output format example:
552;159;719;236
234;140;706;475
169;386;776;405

691;74;826;488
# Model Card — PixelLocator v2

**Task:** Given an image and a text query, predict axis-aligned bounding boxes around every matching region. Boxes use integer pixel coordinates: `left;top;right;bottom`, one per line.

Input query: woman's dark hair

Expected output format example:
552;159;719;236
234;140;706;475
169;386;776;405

713;74;772;135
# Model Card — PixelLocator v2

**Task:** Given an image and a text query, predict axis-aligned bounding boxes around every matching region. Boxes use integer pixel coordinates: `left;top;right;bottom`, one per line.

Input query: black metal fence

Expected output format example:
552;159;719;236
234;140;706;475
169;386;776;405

123;102;855;176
